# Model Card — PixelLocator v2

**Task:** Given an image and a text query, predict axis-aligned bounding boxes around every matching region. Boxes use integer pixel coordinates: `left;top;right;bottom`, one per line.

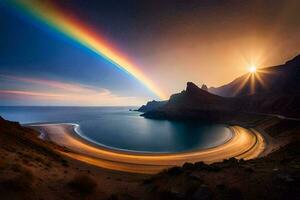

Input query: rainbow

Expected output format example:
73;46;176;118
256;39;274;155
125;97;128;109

8;0;166;99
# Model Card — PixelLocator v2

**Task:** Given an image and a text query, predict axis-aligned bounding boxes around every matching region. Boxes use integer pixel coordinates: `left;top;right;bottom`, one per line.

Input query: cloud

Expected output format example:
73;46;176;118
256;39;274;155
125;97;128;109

0;75;100;93
0;75;142;106
0;90;64;98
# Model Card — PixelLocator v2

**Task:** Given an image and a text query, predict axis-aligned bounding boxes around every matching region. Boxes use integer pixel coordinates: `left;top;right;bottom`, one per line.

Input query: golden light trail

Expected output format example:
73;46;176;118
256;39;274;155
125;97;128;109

31;124;265;174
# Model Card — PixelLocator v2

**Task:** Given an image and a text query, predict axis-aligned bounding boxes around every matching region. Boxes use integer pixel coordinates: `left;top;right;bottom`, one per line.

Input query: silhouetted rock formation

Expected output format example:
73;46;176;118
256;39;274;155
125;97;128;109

142;82;237;121
166;82;229;111
186;82;200;93
136;100;166;112
201;84;208;91
141;55;300;119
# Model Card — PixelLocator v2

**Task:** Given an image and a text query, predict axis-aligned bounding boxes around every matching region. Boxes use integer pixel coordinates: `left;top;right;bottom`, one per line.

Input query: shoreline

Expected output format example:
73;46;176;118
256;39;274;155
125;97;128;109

29;123;267;174
30;122;234;155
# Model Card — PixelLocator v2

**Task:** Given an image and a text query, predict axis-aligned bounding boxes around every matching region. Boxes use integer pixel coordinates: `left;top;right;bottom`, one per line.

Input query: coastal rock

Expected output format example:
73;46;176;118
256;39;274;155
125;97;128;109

136;100;166;113
142;82;235;121
182;162;195;170
166;167;184;176
201;84;208;91
186;82;200;93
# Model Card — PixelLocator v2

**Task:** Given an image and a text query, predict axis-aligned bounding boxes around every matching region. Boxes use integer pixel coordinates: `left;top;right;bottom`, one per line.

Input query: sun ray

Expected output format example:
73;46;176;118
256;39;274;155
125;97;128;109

254;71;267;89
233;73;251;96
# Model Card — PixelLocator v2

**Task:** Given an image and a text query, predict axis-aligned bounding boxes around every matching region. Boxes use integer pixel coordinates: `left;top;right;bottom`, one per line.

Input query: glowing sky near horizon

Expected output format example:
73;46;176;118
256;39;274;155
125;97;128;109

0;0;299;106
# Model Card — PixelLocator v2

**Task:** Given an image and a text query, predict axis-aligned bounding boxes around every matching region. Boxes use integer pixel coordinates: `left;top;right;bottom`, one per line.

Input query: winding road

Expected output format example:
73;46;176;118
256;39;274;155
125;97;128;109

31;124;265;174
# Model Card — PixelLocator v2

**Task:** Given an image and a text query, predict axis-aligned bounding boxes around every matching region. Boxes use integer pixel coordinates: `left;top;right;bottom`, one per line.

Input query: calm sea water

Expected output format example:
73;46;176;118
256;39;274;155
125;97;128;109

0;106;232;153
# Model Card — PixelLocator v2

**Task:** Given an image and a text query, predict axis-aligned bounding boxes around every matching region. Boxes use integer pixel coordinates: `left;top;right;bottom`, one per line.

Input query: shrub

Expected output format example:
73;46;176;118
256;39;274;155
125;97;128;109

165;167;183;176
68;174;97;195
1;167;34;192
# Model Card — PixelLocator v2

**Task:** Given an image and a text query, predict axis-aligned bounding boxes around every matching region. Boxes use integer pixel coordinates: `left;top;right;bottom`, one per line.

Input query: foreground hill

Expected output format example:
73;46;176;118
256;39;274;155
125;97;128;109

0;115;299;199
0;117;149;200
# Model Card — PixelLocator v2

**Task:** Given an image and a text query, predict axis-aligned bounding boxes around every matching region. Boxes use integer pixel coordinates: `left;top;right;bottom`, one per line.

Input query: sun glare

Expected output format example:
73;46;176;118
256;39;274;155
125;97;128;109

249;66;257;73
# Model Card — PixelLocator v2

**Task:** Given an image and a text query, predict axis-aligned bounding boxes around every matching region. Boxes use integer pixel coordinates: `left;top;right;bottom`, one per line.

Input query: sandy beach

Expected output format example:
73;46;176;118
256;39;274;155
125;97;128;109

30;124;266;174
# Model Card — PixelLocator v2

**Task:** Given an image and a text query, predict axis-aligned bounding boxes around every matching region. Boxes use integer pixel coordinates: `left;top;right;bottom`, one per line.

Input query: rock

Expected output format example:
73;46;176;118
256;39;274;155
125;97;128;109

225;188;243;200
194;162;220;171
216;183;226;190
192;185;212;200
188;173;203;182
201;84;208;91
156;190;185;200
136;100;166;112
166;167;184;176
186;82;201;93
276;173;294;183
244;167;254;173
169;186;185;199
194;161;208;169
108;193;135;200
182;162;194;170
223;157;239;166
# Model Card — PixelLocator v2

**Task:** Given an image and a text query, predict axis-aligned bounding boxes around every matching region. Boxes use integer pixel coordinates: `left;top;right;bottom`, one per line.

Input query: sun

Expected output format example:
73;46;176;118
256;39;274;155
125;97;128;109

248;66;257;73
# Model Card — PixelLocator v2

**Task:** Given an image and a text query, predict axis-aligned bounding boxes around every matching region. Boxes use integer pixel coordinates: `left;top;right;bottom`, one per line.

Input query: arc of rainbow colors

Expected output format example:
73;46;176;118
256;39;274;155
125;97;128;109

8;0;166;100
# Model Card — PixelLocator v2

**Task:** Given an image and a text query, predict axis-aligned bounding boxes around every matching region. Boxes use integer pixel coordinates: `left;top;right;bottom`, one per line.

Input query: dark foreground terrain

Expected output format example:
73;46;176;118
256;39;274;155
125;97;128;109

0;115;299;200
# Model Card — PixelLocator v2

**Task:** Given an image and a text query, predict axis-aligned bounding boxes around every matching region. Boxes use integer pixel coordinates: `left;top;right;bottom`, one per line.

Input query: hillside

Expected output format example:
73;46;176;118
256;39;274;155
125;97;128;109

0;115;299;200
0;117;149;200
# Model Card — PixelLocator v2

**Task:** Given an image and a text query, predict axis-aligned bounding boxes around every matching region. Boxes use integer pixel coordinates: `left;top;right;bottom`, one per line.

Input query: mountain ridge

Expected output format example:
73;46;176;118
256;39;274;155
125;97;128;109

139;54;300;120
209;55;300;97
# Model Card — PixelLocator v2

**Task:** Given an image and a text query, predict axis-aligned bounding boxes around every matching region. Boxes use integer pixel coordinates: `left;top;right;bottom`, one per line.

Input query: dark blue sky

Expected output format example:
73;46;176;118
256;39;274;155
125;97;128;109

0;1;159;105
0;3;150;92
